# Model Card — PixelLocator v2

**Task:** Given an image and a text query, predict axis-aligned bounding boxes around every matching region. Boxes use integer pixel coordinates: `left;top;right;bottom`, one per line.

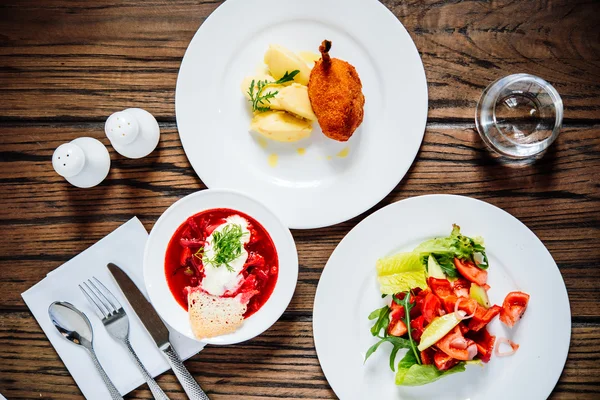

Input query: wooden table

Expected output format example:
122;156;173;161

1;0;598;398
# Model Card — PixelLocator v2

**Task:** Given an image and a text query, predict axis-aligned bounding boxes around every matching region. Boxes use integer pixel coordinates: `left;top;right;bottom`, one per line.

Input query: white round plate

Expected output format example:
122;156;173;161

176;0;427;229
144;189;298;345
313;195;570;399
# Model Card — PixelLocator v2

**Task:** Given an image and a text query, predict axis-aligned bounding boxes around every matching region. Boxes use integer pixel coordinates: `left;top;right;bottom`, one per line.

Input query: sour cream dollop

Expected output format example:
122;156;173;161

201;215;251;296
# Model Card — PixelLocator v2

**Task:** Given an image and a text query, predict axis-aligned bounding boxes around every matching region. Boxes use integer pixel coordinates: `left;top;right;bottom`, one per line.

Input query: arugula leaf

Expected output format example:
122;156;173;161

369;306;391;337
273;70;299;85
364;336;411;370
399;291;421;365
430;253;458;278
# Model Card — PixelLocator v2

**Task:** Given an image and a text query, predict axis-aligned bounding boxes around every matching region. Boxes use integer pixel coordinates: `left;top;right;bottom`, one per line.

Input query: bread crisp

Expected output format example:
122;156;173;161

188;289;247;339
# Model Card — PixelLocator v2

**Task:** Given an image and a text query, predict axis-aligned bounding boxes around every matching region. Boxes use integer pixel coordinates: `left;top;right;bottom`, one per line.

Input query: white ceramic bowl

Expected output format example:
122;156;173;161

143;189;298;344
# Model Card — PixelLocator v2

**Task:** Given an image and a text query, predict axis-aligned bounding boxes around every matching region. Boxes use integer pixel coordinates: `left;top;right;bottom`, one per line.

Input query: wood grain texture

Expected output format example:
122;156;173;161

1;0;599;398
0;0;598;121
1;312;599;399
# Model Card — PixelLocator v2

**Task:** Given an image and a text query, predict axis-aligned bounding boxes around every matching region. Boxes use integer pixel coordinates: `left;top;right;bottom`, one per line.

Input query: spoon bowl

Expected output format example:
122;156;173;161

49;301;94;349
48;301;123;400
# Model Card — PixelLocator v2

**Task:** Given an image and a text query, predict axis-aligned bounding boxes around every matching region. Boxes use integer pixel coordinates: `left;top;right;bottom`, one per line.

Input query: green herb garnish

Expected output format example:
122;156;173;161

247;70;300;112
194;224;248;272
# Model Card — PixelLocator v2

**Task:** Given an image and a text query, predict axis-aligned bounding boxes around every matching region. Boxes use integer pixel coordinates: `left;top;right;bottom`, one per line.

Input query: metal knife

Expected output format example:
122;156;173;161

107;263;210;400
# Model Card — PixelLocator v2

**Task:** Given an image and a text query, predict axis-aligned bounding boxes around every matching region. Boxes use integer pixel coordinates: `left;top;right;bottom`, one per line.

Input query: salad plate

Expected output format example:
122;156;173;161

313;195;570;399
175;0;427;229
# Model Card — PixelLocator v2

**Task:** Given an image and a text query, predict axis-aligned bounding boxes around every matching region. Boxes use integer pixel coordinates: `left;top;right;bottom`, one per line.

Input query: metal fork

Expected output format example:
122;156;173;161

80;277;170;400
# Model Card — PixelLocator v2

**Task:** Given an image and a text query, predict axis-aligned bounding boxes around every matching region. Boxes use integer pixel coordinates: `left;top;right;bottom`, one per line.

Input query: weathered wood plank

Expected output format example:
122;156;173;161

0;0;598;121
0;312;597;399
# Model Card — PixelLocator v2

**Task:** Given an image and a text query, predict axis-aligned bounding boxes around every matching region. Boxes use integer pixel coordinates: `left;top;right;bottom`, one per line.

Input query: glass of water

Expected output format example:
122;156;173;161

475;73;563;159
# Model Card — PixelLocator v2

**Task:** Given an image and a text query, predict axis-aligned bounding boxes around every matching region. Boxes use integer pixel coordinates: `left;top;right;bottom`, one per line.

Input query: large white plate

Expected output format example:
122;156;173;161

313;195;570;399
175;0;427;229
144;189;298;345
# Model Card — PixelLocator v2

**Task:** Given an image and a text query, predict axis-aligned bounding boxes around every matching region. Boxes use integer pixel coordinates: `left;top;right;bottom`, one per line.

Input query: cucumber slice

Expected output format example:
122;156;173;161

470;283;490;308
427;255;445;279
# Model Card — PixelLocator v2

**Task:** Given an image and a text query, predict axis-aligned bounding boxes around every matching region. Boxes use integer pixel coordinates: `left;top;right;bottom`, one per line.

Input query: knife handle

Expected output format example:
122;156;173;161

161;342;210;400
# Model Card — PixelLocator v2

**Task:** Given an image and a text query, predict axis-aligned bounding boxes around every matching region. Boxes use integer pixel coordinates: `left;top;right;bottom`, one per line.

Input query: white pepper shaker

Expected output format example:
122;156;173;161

105;108;160;158
52;137;110;188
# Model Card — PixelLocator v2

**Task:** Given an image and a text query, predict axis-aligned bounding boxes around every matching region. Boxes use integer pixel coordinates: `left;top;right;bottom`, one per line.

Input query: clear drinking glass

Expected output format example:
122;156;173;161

475;73;563;159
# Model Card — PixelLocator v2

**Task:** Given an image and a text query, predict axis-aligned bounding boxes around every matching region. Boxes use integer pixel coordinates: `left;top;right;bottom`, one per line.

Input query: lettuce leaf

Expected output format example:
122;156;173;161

376;252;427;293
376;252;424;276
414;224;489;274
394;351;466;386
377;273;428;294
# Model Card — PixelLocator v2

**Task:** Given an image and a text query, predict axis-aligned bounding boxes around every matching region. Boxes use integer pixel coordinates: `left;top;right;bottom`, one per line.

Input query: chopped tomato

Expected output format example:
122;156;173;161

420;348;435;365
468;304;501;332
466;328;496;363
433;350;460;371
428;277;453;299
499;291;530;327
483;284;491;291
410;315;426;341
388;319;408;337
436;326;477;361
422;292;443;323
451;277;471;298
412;289;429;318
441;294;458;314
389;301;405;321
454;258;488;286
455;296;479;316
458;322;470;335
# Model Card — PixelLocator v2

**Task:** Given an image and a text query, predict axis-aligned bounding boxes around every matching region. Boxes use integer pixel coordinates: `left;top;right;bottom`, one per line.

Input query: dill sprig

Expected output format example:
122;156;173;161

194;224;248;272
247;70;300;112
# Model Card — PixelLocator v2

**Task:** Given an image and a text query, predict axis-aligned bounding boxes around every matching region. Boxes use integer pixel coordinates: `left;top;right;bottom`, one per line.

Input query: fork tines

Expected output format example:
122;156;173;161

79;277;123;319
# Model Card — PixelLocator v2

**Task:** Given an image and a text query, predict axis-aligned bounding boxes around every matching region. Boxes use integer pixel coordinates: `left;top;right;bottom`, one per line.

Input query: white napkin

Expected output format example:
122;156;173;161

22;217;204;399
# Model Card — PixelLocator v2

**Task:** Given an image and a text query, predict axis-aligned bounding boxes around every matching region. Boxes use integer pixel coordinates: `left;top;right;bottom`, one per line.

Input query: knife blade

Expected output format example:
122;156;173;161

107;263;210;400
107;263;170;346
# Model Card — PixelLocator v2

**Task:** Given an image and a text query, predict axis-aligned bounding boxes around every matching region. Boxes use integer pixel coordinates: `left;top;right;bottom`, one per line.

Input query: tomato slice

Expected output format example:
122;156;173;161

454;258;488;286
389;301;405;321
455;296;479;316
468;304;501;332
422;292;443;323
451;277;471;298
436;326;477;361
466;328;496;363
499;291;530;328
388;319;408;337
433;350;460;371
410;315;426;342
420;348;436;365
428;277;453;298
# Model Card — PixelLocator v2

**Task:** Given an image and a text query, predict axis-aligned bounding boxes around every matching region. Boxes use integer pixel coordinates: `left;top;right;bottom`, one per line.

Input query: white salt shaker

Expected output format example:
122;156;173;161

52;137;111;188
105;108;160;158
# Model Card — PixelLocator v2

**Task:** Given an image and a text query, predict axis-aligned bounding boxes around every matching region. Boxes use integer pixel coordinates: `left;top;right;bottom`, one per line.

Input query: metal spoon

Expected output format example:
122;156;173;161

49;301;123;400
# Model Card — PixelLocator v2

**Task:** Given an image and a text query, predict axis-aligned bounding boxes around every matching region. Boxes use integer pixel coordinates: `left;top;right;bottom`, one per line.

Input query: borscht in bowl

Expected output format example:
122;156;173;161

166;208;278;338
144;189;298;344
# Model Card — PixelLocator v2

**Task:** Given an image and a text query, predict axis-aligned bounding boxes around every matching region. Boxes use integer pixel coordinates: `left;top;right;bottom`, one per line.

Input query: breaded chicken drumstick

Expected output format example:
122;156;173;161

307;40;365;142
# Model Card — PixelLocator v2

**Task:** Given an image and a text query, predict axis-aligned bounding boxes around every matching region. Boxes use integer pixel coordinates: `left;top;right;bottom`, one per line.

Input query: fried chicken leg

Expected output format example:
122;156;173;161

307;40;365;142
